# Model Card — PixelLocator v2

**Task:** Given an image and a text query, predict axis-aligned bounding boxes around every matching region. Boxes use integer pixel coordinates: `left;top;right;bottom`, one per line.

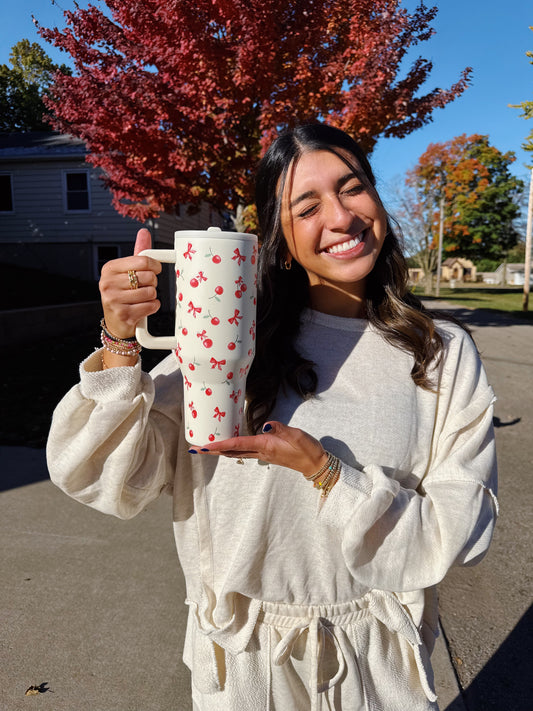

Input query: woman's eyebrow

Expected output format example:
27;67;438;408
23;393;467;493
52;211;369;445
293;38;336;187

289;172;360;210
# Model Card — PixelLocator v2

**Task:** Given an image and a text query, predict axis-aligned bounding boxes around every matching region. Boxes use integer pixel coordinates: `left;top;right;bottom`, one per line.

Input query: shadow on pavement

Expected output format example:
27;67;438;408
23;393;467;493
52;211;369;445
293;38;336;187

424;303;533;329
444;605;533;711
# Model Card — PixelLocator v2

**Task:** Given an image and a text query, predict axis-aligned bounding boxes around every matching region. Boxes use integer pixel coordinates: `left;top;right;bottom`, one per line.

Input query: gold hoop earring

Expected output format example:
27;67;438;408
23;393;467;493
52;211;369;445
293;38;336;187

282;259;292;271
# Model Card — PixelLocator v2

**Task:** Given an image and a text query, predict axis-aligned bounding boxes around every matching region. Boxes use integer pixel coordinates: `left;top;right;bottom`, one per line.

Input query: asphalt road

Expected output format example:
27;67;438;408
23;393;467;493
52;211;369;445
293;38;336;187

1;301;531;710
430;303;533;711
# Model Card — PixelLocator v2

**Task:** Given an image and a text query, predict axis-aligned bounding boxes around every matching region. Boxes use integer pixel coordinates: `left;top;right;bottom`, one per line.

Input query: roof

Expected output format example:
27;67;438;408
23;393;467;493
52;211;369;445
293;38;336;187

442;257;474;267
0;131;87;162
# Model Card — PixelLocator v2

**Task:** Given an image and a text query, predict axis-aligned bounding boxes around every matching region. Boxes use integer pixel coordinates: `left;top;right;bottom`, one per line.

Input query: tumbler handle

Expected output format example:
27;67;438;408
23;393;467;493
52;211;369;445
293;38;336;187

135;249;178;350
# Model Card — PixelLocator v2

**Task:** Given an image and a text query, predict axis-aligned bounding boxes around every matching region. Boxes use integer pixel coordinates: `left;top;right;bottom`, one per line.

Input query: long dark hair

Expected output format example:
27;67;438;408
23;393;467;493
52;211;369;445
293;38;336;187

246;123;449;434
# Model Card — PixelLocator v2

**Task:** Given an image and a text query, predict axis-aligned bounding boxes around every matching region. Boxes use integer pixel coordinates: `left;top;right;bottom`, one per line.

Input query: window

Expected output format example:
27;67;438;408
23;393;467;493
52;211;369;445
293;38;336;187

64;171;90;211
0;174;14;212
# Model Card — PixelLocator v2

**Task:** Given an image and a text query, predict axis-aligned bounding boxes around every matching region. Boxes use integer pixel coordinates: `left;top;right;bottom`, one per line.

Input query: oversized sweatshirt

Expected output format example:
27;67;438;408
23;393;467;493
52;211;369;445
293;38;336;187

47;310;498;705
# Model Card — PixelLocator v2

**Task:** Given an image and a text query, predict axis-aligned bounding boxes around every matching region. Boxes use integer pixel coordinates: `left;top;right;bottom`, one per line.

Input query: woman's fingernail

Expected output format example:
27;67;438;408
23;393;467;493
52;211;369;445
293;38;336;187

262;423;273;433
188;448;198;454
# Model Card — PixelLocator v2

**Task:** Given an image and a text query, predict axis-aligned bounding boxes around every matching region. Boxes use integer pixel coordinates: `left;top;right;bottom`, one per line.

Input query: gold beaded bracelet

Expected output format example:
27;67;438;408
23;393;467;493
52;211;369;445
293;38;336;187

305;451;341;499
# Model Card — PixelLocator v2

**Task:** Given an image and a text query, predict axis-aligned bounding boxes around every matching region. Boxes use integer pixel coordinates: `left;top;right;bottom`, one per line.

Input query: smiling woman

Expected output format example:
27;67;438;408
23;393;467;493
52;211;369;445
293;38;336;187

280;149;388;314
47;123;498;711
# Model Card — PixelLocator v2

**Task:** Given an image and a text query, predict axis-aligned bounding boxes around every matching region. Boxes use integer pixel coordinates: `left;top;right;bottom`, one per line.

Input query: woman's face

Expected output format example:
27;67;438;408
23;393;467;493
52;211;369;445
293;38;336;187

280;149;388;315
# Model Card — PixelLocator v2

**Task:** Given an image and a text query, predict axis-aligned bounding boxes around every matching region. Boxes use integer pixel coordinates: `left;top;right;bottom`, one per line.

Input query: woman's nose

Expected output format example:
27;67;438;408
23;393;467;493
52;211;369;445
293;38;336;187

324;195;354;232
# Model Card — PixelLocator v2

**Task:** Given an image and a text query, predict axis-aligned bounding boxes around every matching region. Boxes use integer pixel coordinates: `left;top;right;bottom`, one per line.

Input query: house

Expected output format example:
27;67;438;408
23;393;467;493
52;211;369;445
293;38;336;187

0;132;222;284
480;263;533;286
441;257;477;283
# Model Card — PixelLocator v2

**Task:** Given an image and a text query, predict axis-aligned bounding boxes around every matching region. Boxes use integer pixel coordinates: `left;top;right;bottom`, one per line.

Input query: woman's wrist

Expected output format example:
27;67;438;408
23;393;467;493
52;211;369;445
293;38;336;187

100;318;141;369
303;451;341;498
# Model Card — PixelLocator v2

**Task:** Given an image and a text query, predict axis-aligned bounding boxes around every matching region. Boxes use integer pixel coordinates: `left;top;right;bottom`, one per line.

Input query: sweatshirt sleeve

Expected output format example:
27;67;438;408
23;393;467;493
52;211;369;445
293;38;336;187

319;327;498;592
46;350;183;520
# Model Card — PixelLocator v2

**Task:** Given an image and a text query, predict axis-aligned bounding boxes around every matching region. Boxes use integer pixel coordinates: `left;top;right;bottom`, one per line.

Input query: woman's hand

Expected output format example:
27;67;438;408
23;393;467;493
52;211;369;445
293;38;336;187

99;228;162;339
190;421;329;479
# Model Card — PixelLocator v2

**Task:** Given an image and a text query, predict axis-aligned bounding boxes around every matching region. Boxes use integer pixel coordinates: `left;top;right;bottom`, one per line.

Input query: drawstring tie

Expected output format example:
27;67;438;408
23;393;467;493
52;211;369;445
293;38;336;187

273;617;349;698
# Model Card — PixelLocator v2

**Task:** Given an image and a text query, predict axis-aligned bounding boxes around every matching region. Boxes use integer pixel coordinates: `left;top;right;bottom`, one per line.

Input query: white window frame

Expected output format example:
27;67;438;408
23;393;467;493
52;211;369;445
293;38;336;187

0;172;15;213
62;169;91;213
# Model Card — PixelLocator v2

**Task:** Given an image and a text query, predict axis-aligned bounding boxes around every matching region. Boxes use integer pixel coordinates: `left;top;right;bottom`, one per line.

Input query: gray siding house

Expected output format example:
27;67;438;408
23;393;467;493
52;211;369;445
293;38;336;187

0;132;222;282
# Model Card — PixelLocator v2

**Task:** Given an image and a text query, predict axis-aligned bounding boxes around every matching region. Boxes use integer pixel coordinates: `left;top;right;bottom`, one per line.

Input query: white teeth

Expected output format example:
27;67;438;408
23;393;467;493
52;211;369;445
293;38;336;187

326;235;362;254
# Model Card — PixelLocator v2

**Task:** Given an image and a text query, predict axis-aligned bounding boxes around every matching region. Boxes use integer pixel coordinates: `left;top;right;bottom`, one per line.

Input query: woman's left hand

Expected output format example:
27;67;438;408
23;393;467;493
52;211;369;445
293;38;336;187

190;421;328;478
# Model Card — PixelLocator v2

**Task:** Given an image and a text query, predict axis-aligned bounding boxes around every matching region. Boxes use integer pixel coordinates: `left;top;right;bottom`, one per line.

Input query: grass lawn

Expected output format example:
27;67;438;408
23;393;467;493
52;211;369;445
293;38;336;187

413;286;533;321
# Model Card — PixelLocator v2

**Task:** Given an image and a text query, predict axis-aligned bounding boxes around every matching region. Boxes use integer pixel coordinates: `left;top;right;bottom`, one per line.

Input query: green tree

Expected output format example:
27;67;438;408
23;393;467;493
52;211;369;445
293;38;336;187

0;39;71;132
510;26;533;166
406;134;524;263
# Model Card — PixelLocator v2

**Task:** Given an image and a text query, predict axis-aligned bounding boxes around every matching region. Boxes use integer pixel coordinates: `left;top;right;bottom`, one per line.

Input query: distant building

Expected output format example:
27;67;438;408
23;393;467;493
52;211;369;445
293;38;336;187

0;132;222;283
441;257;476;283
480;263;532;286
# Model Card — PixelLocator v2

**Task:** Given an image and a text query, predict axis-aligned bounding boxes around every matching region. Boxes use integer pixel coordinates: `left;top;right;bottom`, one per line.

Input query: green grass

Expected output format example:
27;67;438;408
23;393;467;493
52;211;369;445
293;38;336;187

413;286;533;321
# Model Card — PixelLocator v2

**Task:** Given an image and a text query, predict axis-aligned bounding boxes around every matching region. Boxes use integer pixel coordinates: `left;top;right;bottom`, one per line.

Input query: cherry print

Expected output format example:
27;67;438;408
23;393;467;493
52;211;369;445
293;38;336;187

215;286;224;295
235;291;242;298
203;339;213;348
228;342;236;351
205;388;213;396
182;327;188;336
211;317;220;325
212;255;221;264
227;372;233;379
208;434;215;442
190;278;199;288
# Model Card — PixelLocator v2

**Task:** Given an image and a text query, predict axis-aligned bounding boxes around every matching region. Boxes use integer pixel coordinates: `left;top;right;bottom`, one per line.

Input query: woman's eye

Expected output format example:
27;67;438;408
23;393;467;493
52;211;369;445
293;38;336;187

297;204;318;218
343;183;364;196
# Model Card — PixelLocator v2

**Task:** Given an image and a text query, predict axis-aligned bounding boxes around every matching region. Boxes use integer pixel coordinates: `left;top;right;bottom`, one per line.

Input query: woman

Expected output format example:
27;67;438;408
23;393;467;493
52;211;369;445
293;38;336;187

47;124;498;710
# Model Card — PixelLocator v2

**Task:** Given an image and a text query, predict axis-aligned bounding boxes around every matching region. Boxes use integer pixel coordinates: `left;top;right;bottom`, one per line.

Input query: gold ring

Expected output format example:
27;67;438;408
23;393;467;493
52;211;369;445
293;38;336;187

236;458;245;465
128;269;139;289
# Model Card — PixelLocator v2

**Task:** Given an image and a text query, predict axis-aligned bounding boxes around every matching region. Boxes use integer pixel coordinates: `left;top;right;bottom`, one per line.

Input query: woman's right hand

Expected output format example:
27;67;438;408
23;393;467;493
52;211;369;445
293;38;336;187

99;228;163;339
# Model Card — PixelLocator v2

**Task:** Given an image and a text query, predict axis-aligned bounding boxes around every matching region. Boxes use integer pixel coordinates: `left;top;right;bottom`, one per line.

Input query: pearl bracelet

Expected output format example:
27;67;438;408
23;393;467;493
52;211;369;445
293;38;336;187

100;318;142;356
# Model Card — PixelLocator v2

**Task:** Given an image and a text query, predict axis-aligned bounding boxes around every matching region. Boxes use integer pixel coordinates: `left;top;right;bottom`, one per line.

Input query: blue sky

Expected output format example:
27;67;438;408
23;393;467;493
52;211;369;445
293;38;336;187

1;0;532;212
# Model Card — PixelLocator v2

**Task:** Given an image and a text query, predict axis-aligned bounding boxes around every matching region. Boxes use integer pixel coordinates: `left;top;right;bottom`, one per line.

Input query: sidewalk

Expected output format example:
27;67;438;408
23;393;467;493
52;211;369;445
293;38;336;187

2;302;531;710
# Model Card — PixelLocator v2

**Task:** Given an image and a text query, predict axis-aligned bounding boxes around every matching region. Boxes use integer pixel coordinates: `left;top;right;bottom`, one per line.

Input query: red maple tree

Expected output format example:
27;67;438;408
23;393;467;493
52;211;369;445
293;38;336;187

38;0;471;221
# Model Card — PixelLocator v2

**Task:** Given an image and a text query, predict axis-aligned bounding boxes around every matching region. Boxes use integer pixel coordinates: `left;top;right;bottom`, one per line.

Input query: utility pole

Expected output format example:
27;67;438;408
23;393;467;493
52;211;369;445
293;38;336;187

523;167;533;311
436;194;444;298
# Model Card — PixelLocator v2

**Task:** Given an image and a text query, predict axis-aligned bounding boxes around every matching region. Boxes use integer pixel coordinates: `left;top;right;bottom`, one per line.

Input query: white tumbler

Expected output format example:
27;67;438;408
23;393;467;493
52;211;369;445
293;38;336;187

136;227;258;445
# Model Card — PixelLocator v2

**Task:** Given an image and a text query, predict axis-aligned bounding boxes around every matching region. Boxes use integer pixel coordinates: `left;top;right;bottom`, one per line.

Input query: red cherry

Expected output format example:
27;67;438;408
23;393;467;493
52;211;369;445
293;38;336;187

189;429;194;437
192;410;197;419
208;434;215;442
235;291;242;298
182;327;188;336
227;372;233;379
203;339;213;348
189;363;195;371
241;284;247;292
205;388;212;396
211;317;220;325
212;255;221;264
190;278;199;288
251;256;256;264
228;342;236;351
178;292;183;301
215;286;223;295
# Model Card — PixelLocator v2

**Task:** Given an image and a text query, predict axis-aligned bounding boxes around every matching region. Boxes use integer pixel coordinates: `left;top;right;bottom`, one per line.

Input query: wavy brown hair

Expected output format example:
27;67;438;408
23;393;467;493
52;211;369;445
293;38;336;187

246;124;461;435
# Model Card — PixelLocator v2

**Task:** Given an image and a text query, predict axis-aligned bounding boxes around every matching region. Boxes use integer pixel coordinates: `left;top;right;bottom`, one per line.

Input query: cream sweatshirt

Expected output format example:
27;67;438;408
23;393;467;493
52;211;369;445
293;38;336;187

47;310;498;687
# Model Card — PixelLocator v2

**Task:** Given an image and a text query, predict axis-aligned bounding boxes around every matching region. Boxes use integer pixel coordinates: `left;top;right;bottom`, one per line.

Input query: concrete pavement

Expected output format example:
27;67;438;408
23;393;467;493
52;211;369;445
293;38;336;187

1;301;531;710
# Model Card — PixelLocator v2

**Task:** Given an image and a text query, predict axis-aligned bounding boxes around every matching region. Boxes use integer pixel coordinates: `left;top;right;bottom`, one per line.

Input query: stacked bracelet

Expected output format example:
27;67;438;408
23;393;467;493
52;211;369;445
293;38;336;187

305;452;341;499
100;318;142;357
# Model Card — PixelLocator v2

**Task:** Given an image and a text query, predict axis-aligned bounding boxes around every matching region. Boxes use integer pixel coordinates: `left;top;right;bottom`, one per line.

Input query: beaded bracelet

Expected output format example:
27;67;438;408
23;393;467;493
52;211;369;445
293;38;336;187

304;452;337;482
100;318;142;356
305;452;341;499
